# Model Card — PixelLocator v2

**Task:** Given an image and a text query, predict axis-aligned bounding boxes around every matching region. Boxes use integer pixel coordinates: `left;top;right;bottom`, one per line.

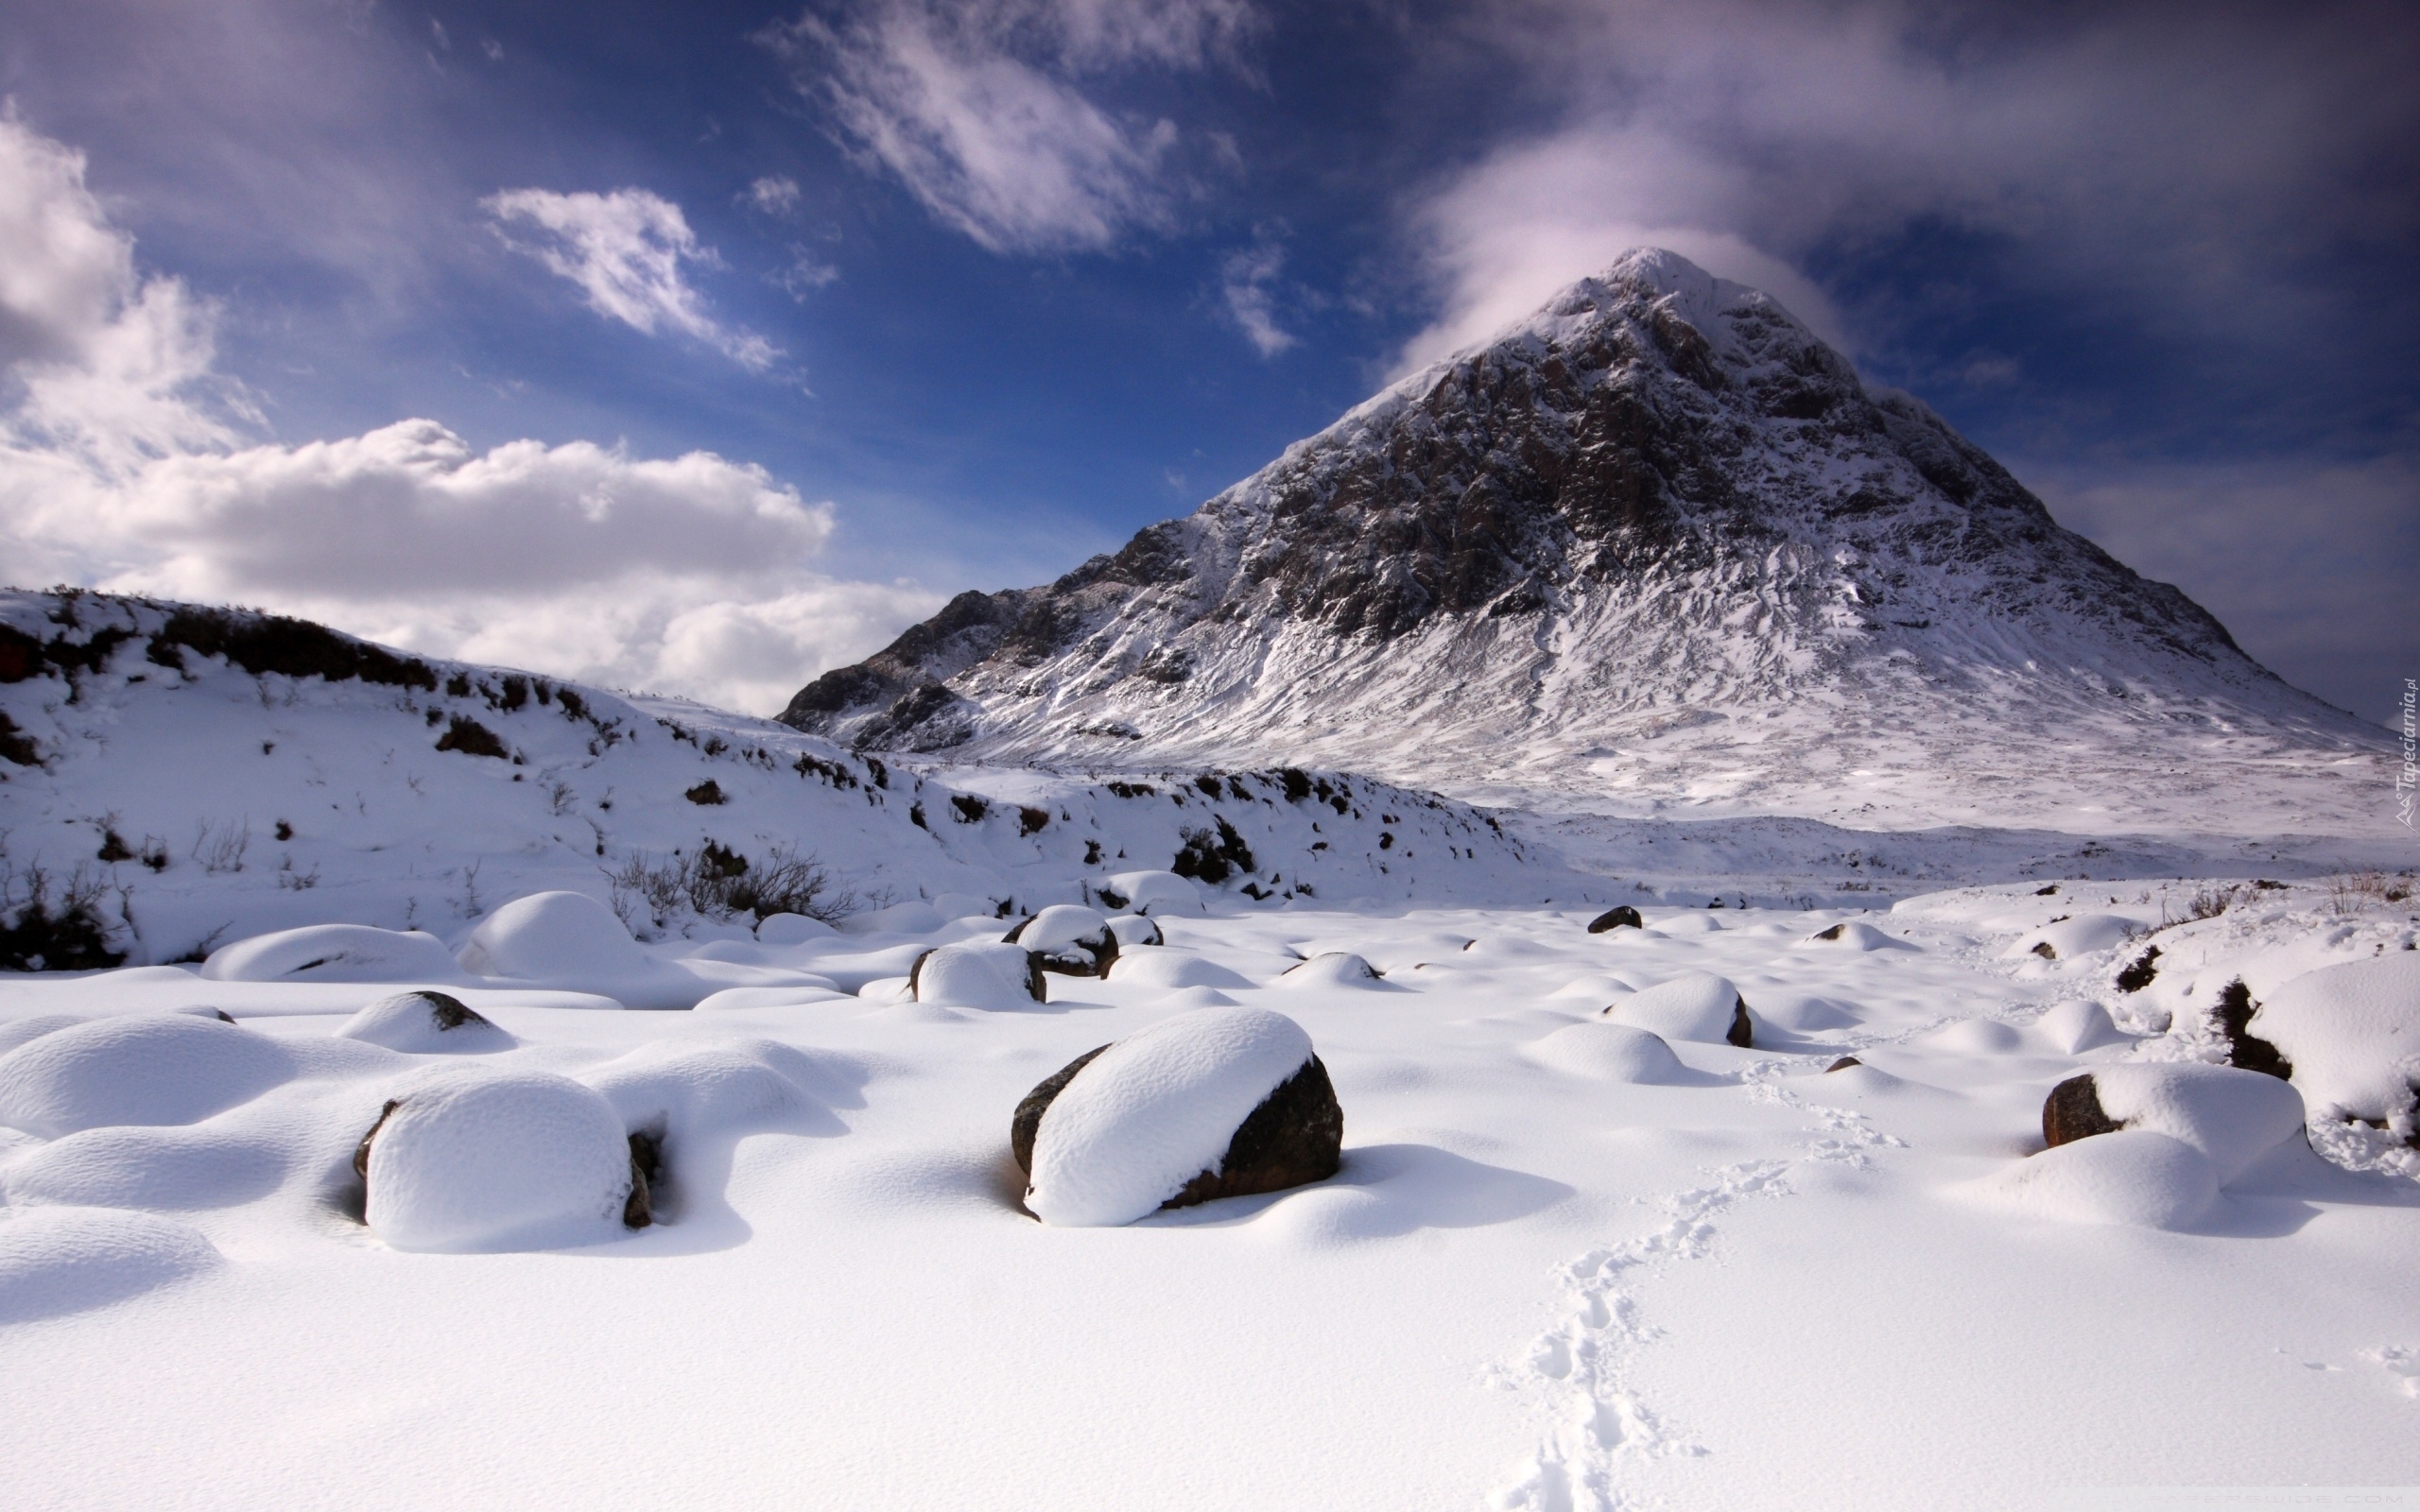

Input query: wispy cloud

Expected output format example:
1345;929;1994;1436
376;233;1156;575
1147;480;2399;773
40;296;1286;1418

484;186;779;370
0;118;936;713
745;174;804;216
762;0;1259;255
1219;231;1291;356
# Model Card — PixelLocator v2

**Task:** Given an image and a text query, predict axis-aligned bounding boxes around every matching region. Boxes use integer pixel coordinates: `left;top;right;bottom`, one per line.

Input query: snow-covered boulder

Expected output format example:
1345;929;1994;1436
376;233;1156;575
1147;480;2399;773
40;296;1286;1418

459;891;645;978
2034;999;2122;1054
691;985;853;1011
0;1015;292;1137
3;1122;285;1211
1104;914;1164;948
0;1207;223;1324
358;1071;644;1251
1104;950;1252;991
338;991;516;1055
909;942;1045;1010
1585;906;1643;933
456;891;688;1009
755;913;838;946
1100;870;1202;916
200;924;468;985
2251;956;2420;1133
1979;1129;2218;1230
1798;920;1912;952
0;1015;87;1057
2003;914;2137;961
1276;953;1387;989
836;901;946;936
2041;1063;2306;1182
1604;972;1754;1047
1524;1022;1686;1082
1006;905;1118;976
1014;1007;1342;1226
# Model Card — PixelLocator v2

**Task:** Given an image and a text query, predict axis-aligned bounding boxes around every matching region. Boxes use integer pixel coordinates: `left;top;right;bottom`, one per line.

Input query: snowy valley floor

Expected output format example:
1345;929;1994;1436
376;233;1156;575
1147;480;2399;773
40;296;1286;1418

1;877;2417;1511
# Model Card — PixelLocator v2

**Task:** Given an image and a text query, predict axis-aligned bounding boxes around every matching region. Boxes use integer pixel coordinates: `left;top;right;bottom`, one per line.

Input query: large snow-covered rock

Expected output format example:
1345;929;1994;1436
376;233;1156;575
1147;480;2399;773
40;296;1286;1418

1604;972;1754;1046
2087;1063;2307;1182
359;1071;640;1252
2034;999;2123;1055
0;1015;292;1137
456;892;690;1009
200;925;469;985
2251;956;2420;1131
337;991;516;1055
2041;1063;2306;1184
1007;905;1117;975
908;942;1045;1010
1799;920;1913;952
1276;953;1388;989
1100;871;1201;916
1104;950;1251;992
1017;1007;1341;1226
2004;915;2137;961
1523;1022;1686;1083
1979;1129;2219;1230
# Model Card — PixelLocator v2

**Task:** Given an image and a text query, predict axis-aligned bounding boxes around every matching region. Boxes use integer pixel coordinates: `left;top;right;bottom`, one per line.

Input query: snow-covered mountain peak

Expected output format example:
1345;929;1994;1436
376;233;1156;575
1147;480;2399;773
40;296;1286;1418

778;249;2389;837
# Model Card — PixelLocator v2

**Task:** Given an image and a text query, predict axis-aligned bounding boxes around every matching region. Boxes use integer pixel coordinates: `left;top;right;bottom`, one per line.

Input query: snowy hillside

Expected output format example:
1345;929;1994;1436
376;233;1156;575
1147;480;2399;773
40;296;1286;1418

779;249;2389;837
0;590;1565;968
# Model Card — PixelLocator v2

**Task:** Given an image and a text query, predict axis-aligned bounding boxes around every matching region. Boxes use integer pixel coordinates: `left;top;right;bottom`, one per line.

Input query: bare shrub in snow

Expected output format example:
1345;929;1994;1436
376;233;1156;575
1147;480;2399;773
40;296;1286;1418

191;818;250;874
0;862;126;971
606;843;855;933
2325;870;2411;915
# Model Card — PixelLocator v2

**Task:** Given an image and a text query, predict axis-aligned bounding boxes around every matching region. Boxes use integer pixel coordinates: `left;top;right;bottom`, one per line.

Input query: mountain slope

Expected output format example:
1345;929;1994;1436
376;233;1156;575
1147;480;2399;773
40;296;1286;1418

780;249;2384;836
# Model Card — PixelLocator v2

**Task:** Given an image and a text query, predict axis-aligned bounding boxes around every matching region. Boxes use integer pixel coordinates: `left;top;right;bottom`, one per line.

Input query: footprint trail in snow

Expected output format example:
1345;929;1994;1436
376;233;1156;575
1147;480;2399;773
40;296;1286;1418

1487;1073;1907;1511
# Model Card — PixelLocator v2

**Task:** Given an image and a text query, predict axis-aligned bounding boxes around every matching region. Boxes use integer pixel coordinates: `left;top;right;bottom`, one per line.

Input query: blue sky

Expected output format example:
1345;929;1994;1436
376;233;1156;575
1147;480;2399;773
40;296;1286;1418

0;0;2412;725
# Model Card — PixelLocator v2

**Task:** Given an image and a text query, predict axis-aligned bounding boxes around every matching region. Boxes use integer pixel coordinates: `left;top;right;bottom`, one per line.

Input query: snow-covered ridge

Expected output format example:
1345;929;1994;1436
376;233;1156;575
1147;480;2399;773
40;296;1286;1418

0;589;1574;968
777;248;2389;837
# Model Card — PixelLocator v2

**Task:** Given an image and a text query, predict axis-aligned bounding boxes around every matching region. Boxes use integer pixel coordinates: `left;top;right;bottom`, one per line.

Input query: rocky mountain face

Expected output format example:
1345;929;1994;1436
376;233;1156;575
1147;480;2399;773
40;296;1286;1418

782;249;2382;834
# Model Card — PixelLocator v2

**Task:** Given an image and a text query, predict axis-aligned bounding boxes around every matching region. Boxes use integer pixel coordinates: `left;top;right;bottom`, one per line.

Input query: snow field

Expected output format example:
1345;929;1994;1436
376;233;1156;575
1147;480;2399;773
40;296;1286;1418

0;877;2411;1508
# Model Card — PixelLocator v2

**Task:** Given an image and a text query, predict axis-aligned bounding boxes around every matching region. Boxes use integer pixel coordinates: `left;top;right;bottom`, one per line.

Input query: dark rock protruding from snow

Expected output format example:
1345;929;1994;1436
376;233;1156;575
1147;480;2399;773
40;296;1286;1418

338;990;516;1054
1004;905;1120;976
1587;906;1644;933
1011;1045;1111;1177
1163;1057;1342;1209
2042;1074;2125;1148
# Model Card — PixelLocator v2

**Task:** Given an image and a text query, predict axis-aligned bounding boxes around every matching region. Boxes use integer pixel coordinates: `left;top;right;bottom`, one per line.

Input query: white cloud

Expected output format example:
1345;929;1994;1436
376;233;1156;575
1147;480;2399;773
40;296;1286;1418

746;175;804;216
1219;233;1291;356
763;0;1258;255
0;118;939;715
0;114;244;473
484;187;779;370
776;244;843;299
1396;1;2415;374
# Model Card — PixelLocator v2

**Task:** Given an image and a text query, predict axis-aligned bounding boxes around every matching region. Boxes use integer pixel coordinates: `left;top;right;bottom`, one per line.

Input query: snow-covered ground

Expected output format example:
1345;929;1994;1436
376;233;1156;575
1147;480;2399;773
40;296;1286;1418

2;872;2416;1510
6;589;2419;1508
